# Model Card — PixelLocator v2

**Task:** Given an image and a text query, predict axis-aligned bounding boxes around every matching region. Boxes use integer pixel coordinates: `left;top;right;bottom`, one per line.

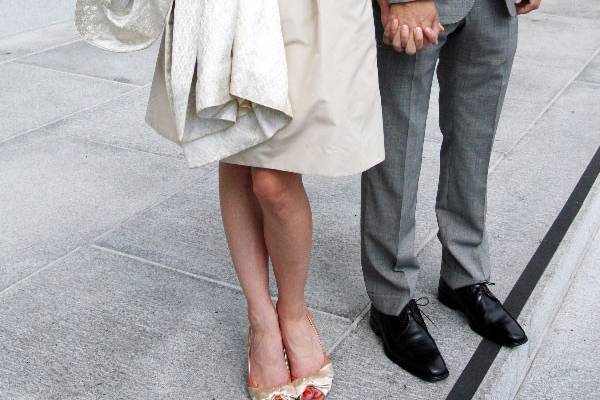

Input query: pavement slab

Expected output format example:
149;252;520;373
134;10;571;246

515;228;600;400
577;52;600;85
484;82;600;295
473;83;600;400
494;13;600;153
539;0;600;20
0;21;79;65
0;0;73;38
0;62;135;142
0;246;351;400
46;85;184;159
94;138;496;321
0;130;199;292
95;170;371;320
17;40;160;86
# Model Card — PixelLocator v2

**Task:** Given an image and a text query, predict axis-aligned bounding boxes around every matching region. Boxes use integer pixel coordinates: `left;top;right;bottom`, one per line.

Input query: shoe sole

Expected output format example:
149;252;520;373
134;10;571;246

438;290;529;348
369;316;450;383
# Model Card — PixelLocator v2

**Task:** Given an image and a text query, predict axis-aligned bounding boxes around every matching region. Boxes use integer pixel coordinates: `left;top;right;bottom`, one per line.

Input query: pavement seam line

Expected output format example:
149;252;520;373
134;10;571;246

531;10;600;23
0;84;150;146
90;166;218;245
416;226;440;256
494;44;600;169
0;169;213;301
90;244;353;325
326;302;372;355
0;19;73;40
61;132;186;162
0;186;191;300
424;135;442;144
0;247;82;297
309;308;353;324
10;60;145;87
0;38;83;66
82;163;357;325
90;244;245;292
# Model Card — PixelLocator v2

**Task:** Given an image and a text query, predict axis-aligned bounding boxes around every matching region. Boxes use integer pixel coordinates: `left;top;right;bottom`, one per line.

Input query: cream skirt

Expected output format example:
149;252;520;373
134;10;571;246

221;0;385;177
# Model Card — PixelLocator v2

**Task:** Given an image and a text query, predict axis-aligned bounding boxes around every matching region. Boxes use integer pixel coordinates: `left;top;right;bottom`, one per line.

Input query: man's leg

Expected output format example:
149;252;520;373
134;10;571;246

434;0;527;348
436;0;518;289
361;2;443;317
362;2;454;382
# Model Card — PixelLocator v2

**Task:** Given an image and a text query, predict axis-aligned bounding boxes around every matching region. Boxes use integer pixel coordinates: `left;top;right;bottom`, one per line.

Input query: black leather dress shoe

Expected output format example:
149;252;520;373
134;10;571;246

438;279;528;347
370;301;449;382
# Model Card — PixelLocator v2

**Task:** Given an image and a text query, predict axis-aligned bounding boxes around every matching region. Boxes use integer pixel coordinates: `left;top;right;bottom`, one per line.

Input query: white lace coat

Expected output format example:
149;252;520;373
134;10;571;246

75;0;292;167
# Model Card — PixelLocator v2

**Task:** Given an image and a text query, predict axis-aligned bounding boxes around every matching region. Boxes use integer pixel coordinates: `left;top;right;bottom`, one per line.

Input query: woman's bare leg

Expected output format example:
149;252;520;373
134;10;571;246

251;168;325;384
219;162;290;388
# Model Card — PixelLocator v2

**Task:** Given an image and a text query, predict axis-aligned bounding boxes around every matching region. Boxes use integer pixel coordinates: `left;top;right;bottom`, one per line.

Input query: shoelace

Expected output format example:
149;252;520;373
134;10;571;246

479;280;499;301
409;281;497;329
409;297;437;328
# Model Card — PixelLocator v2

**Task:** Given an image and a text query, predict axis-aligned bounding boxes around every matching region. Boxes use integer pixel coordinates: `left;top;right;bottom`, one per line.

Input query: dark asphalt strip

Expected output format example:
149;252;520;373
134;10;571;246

445;146;600;400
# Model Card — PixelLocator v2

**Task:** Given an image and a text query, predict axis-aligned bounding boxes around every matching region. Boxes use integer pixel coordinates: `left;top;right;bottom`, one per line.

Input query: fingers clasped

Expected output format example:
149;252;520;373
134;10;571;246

380;0;443;55
514;0;541;15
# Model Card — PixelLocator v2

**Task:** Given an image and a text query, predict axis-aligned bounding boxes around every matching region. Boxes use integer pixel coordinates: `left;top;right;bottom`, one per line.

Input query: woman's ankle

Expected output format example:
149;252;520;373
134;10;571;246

276;301;307;325
248;302;280;332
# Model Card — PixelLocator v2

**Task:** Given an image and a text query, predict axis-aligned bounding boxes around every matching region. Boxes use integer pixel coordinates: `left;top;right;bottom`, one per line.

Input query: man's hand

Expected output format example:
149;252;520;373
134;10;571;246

515;0;541;15
380;0;443;55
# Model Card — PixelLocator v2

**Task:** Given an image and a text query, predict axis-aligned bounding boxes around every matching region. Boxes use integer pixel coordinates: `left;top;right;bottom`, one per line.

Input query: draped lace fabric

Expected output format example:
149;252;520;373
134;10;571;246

75;0;292;167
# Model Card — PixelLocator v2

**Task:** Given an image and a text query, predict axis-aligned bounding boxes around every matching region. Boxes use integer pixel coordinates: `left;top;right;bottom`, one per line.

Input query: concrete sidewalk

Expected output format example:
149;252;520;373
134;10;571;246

516;229;600;399
1;1;599;399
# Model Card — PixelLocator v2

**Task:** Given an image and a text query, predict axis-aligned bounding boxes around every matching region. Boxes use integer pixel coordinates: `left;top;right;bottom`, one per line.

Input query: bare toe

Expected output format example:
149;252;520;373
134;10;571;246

301;387;315;400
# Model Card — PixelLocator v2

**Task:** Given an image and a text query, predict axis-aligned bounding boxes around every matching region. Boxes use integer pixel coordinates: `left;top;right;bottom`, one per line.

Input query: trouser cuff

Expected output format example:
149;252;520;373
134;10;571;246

440;250;490;290
368;292;412;317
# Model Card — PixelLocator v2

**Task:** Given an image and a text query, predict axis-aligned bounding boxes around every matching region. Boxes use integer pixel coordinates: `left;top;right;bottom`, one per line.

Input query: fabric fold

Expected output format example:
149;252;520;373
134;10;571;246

75;0;292;167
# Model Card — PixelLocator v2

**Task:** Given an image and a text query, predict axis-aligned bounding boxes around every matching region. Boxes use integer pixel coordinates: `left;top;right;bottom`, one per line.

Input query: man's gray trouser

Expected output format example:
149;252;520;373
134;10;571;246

361;0;519;316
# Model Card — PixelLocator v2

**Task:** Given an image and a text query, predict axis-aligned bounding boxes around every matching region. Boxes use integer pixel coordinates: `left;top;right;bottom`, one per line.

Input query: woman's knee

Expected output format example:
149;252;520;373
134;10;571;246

251;169;300;214
219;162;253;191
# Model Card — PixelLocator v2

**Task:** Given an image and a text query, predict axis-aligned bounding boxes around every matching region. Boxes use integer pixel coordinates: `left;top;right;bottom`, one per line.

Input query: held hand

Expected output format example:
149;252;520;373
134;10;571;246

380;0;400;46
515;0;541;15
380;0;443;55
380;1;415;51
